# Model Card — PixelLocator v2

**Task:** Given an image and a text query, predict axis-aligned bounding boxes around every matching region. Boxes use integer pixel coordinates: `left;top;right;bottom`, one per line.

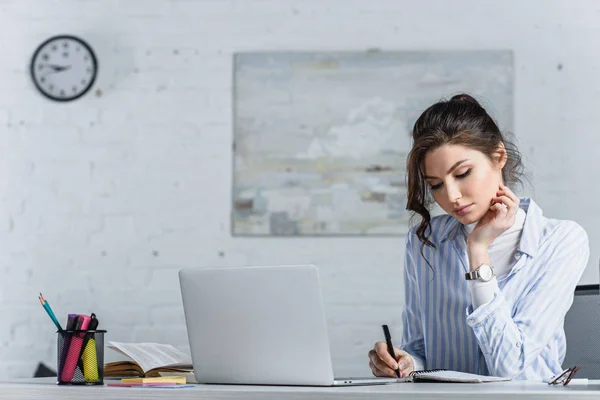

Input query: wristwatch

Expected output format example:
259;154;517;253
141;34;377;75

465;263;495;282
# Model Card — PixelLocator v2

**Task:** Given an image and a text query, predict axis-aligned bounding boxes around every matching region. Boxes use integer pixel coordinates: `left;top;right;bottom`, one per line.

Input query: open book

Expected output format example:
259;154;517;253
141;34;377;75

104;341;193;378
399;369;511;383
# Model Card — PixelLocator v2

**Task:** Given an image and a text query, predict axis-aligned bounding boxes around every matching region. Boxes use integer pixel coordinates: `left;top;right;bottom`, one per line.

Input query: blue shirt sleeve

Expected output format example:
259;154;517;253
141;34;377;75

401;231;427;365
466;221;589;379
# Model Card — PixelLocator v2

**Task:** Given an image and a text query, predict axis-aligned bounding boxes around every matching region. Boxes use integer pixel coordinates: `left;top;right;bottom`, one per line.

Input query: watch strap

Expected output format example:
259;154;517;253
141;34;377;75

465;264;494;282
465;270;480;280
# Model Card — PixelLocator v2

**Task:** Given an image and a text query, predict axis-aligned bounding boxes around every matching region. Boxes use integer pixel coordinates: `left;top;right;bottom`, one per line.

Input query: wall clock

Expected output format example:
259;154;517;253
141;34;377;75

30;35;98;102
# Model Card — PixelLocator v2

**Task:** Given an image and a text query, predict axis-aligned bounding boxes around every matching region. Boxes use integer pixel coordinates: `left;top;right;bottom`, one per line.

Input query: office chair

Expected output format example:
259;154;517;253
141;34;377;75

33;362;56;378
562;284;600;379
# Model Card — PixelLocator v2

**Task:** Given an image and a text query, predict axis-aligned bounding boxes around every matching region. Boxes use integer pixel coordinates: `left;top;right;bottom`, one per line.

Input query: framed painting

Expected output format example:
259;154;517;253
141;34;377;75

232;51;513;236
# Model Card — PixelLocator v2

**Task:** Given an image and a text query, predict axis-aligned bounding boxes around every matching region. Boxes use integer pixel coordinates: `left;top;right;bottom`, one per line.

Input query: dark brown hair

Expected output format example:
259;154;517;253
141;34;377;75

406;93;525;250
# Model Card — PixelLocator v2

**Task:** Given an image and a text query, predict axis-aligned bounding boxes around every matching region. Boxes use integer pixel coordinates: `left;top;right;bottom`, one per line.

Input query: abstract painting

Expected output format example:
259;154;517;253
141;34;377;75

232;51;513;235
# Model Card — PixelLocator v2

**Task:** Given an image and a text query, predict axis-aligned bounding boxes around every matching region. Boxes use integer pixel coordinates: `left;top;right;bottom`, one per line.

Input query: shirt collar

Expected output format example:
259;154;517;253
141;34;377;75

440;197;542;258
516;198;542;258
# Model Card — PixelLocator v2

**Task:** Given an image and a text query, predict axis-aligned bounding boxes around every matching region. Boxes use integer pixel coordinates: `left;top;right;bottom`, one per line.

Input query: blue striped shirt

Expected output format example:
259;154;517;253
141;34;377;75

401;198;589;379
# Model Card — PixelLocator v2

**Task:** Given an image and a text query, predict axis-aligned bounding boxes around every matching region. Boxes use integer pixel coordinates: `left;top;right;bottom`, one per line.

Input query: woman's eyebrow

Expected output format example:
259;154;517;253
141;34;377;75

424;159;470;180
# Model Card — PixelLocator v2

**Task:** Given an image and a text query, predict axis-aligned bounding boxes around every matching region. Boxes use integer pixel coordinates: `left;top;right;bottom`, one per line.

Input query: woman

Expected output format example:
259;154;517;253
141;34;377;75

368;94;589;380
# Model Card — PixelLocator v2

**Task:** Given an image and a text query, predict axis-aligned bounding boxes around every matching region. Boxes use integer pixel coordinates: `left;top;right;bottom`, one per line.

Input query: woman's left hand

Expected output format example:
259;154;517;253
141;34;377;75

467;184;520;249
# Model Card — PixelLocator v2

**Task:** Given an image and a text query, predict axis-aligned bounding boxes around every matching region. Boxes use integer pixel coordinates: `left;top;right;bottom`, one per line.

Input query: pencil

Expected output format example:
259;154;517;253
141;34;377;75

40;293;61;326
39;293;63;331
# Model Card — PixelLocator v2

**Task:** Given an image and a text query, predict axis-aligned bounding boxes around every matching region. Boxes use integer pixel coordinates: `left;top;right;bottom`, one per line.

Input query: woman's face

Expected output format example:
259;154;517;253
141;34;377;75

423;144;506;225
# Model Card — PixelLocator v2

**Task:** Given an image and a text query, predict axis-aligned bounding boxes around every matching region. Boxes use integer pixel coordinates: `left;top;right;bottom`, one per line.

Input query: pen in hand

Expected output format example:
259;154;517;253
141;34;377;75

382;324;401;378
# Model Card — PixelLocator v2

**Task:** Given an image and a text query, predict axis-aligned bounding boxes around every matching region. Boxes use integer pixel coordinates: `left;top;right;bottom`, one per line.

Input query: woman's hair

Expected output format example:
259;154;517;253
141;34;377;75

406;93;526;250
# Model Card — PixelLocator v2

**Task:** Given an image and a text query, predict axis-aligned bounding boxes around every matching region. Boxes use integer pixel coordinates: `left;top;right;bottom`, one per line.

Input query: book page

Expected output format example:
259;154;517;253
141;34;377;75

107;342;193;374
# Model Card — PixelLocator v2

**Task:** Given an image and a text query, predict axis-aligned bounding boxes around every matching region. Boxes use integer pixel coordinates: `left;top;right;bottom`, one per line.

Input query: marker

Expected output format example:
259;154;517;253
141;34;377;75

61;314;91;382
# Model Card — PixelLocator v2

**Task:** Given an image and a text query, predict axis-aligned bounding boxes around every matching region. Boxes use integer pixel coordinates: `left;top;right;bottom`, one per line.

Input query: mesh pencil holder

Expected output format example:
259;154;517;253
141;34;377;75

56;330;106;385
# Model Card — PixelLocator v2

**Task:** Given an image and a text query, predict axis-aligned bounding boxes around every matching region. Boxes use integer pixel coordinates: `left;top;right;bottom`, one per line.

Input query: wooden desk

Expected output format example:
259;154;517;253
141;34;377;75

0;378;599;400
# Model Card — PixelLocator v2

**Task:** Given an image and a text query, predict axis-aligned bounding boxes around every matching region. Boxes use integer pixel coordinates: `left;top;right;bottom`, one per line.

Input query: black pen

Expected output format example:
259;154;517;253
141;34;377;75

382;324;401;378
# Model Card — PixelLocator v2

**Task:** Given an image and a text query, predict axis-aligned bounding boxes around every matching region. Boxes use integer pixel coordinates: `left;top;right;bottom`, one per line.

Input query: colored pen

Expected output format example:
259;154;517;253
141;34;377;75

38;293;62;331
382;324;401;378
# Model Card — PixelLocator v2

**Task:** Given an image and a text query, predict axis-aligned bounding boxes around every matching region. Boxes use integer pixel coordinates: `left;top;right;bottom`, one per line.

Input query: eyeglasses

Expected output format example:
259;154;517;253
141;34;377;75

547;366;581;386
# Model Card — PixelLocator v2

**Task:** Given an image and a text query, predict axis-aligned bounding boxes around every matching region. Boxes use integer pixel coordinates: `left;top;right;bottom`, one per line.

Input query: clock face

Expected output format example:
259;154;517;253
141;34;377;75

30;35;98;101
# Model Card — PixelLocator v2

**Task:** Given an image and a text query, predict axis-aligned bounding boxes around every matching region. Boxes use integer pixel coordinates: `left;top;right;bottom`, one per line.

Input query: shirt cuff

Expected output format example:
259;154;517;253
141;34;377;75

467;276;499;309
465;286;505;326
408;352;425;371
464;289;508;355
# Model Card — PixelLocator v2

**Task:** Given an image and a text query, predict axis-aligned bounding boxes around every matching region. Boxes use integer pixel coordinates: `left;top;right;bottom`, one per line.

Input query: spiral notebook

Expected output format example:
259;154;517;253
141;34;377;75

399;369;511;383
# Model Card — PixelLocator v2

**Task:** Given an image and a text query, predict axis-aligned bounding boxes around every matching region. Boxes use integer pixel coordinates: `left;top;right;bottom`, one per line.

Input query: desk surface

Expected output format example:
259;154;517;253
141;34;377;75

0;378;599;400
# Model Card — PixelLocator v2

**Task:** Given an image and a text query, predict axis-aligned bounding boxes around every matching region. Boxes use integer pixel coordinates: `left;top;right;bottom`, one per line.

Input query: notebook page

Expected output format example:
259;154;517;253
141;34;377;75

413;370;510;383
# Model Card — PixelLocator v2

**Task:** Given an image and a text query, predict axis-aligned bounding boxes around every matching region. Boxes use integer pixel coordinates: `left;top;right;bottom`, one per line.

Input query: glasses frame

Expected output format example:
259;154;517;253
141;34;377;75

548;366;581;386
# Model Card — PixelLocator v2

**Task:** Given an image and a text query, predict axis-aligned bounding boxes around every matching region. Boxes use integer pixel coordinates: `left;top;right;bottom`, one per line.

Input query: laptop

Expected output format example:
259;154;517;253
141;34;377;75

179;264;398;386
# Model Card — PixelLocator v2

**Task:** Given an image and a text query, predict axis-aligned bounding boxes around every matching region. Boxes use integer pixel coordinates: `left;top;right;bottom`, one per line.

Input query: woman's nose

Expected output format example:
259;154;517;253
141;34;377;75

446;183;462;203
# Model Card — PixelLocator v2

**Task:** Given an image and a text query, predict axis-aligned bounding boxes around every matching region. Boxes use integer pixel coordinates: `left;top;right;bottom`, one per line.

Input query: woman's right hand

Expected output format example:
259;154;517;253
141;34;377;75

368;342;415;378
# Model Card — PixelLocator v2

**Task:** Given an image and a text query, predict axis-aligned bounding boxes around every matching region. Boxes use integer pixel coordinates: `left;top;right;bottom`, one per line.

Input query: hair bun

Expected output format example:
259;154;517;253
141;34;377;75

450;93;481;106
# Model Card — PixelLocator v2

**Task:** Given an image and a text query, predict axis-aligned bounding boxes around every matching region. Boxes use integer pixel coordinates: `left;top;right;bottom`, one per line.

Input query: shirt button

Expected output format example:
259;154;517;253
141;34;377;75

516;342;522;347
515;252;522;260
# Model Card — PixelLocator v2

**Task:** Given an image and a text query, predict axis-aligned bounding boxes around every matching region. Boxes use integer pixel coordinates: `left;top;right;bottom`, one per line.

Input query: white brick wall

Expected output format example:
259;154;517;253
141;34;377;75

1;0;600;379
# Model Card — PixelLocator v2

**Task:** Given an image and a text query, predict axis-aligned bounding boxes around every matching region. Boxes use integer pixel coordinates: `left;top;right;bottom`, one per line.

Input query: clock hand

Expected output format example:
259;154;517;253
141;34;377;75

49;64;71;72
40;64;72;72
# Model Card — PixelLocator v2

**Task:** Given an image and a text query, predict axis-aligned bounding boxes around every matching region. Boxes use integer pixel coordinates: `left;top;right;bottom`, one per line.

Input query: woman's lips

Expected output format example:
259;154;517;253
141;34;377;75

454;204;473;216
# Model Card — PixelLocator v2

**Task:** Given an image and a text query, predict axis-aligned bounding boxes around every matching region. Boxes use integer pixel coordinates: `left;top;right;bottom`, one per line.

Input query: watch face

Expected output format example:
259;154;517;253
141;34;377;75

479;264;494;281
30;35;98;101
